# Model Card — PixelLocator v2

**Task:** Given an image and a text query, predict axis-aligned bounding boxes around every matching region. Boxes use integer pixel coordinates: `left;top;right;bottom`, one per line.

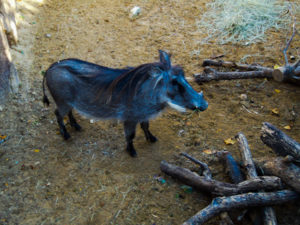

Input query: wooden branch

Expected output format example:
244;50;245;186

160;161;282;196
255;157;300;193
236;132;257;179
180;152;212;180
261;122;300;160
182;190;300;225
194;67;272;83
236;132;277;224
202;59;273;72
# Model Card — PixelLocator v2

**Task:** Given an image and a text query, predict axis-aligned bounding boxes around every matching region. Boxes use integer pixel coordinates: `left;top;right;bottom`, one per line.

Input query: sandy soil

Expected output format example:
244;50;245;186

1;0;300;224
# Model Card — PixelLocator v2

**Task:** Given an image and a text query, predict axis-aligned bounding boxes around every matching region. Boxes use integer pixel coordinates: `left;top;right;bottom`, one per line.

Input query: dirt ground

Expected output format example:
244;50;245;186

1;0;300;224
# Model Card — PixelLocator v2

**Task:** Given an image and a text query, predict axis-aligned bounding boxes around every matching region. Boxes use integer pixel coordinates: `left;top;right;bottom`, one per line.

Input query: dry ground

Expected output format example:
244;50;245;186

1;0;300;224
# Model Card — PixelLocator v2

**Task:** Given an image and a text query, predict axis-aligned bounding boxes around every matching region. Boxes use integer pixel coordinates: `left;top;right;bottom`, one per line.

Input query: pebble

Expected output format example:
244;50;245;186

239;94;247;100
130;6;141;19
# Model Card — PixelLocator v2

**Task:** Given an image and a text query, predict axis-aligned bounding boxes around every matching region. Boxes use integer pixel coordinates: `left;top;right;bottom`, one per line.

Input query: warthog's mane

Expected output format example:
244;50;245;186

97;62;170;104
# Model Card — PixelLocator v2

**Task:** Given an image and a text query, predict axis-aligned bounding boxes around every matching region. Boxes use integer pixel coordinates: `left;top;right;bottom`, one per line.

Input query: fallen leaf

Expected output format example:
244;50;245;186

0;135;7;139
34;149;40;152
284;125;291;130
203;149;213;154
224;138;235;145
274;89;281;93
271;108;279;115
274;64;280;69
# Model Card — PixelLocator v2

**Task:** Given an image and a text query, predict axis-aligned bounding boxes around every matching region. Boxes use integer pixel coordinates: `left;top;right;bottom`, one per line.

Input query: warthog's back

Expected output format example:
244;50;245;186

45;58;166;121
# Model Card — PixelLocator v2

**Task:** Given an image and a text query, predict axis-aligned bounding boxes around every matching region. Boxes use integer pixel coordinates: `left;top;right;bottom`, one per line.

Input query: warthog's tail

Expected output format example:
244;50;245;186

42;74;50;106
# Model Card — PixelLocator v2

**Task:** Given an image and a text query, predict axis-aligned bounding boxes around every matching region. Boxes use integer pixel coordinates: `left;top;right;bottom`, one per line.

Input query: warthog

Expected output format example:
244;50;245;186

43;50;208;156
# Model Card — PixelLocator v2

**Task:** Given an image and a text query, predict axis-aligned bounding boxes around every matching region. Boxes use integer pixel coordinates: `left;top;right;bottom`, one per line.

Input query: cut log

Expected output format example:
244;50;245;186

272;60;300;85
182;190;300;225
194;67;272;83
255;157;300;193
0;0;18;45
261;122;300;160
160;161;282;196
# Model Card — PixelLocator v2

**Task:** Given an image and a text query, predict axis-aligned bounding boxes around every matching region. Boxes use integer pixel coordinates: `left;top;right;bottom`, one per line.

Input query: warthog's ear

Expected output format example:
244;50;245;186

159;50;171;70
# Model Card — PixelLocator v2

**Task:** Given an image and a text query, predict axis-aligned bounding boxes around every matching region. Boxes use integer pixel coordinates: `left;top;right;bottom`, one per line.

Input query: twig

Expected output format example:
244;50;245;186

180;152;212;180
283;6;298;66
182;190;300;225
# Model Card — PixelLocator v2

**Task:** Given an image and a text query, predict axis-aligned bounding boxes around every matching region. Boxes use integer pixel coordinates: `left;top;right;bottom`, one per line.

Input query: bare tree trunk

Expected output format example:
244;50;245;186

0;0;18;45
0;17;11;101
0;0;18;102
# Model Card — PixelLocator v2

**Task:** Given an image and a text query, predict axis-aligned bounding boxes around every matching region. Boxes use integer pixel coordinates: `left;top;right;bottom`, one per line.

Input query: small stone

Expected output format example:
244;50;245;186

130;6;141;19
239;94;247;100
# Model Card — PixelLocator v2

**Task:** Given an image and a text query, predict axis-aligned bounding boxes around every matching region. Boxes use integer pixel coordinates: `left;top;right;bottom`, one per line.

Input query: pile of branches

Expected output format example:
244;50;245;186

160;122;300;225
194;11;299;86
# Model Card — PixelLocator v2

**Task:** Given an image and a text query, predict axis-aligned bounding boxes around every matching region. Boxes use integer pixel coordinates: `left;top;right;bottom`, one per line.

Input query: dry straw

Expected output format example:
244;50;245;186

197;0;299;45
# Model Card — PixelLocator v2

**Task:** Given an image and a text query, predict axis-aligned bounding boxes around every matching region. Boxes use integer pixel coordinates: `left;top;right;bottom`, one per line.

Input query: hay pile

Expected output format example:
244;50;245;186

197;0;297;45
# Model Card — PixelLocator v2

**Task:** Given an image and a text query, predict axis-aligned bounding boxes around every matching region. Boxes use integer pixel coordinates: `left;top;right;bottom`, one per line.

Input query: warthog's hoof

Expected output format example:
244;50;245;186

63;132;71;140
73;123;82;131
126;146;137;157
148;134;157;143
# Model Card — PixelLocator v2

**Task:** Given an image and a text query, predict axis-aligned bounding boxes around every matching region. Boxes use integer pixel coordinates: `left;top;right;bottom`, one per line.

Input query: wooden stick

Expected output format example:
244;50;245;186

160;161;282;196
182;190;299;225
194;67;272;83
180;152;212;180
261;122;300;160
236;132;277;225
202;59;273;72
236;132;257;179
255;157;300;193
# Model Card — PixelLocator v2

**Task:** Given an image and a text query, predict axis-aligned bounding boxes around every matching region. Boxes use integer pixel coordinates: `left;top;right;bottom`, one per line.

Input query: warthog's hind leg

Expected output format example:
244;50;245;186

68;111;82;131
141;121;157;143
